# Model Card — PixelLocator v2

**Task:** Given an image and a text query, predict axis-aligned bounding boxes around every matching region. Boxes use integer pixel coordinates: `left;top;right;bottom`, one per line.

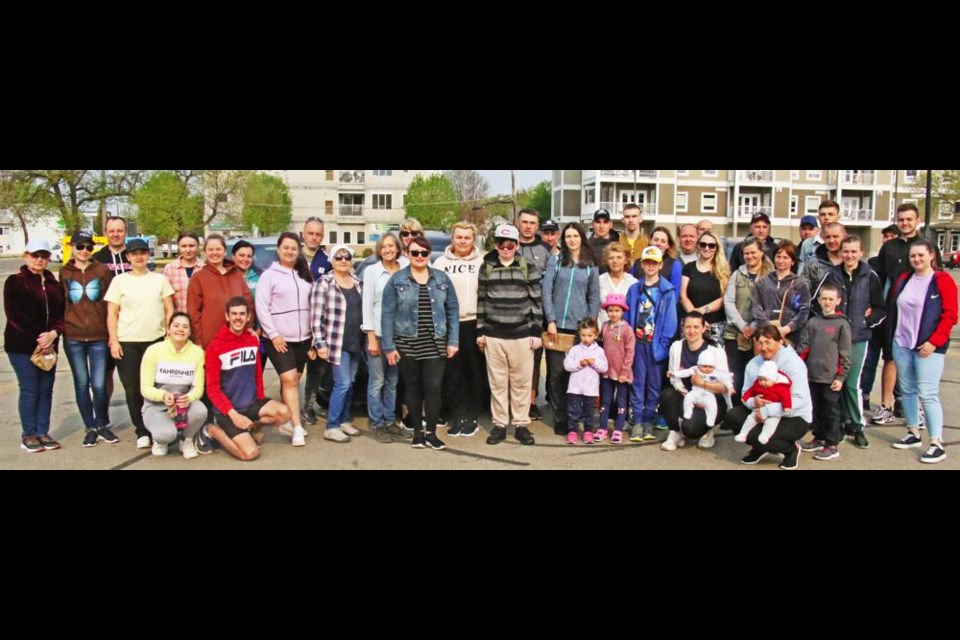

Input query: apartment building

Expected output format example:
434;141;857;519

552;170;943;255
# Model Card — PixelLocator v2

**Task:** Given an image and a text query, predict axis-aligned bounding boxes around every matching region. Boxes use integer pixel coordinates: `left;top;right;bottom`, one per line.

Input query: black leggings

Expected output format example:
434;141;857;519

115;339;162;438
659;385;728;439
723;405;810;456
441;321;487;420
399;355;446;433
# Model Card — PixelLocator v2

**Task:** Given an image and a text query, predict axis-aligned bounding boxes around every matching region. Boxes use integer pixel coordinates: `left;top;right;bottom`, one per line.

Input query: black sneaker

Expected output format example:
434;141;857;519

411;432;426;449
852;430;870;449
424;432;446;450
529;404;542;421
459;420;479;437
862;393;871;412
920;443;947;464
302;406;319;425
553;421;567;436
436;417;448;429
892;432;923;449
486;425;507;445
82;430;99;447
779;443;800;470
740;449;768;465
20;435;44;453
37;434;61;450
893;398;904;419
97;427;120;444
194;426;214;455
514;425;535;446
842;421;856;437
447;418;463;437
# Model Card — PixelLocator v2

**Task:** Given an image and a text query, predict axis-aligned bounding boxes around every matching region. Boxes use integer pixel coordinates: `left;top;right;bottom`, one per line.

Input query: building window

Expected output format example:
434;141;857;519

372;194;393;209
790;196;798;215
804;196;820;215
703;170;718;177
936;232;945;252
584;188;595;205
357;232;365;245
325;200;334;216
806;170;822;180
373;170;393;177
326;170;334;181
329;231;337;244
676;192;688;213
952;235;960;252
677;170;689;176
791;170;799;180
905;170;918;182
344;232;351;244
701;193;717;213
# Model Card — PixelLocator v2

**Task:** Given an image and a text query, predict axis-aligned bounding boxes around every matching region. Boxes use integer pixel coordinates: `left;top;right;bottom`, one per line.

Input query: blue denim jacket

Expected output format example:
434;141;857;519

381;266;460;353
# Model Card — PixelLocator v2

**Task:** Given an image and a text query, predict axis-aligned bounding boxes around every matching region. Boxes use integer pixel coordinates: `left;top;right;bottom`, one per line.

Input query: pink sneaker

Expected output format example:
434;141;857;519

583;431;595;444
566;431;578;445
595;428;608;442
611;430;623;444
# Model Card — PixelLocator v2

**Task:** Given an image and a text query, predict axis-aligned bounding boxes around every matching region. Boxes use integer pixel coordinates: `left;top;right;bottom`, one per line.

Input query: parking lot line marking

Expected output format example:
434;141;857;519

110;452;151;471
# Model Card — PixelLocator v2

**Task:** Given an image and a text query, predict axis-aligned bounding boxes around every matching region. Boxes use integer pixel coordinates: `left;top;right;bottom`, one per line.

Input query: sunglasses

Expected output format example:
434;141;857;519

496;240;517;248
699;242;718;249
408;250;430;258
333;254;352;262
399;231;420;238
29;252;51;259
73;244;94;251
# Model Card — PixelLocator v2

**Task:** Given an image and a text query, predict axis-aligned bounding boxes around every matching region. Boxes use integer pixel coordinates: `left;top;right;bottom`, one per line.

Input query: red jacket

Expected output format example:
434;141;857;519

741;374;793;411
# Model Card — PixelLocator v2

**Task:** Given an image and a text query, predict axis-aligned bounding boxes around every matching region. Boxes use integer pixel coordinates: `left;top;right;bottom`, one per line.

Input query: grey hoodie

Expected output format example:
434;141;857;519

796;313;851;385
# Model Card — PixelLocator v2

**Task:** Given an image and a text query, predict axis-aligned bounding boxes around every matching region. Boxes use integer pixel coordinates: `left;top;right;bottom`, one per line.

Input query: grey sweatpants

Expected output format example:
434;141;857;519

142;400;206;444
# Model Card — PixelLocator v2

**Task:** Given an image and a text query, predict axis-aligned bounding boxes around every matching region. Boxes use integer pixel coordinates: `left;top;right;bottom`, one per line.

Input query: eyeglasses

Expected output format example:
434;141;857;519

73;244;94;251
495;240;517;248
408;250;430;258
333;254;352;262
399;231;420;238
29;253;50;260
699;242;718;250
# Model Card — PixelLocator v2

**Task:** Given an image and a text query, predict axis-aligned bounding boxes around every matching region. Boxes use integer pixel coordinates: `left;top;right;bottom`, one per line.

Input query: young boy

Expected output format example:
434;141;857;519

625;246;678;442
797;284;852;460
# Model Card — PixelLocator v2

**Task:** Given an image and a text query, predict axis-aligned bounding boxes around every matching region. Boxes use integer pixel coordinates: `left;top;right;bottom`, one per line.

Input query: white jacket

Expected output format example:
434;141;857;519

432;245;484;321
667;340;733;408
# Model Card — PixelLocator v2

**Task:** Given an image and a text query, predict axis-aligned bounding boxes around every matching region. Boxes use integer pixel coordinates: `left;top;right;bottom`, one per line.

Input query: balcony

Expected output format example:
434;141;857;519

831;171;877;187
599;170;658;180
840;208;875;223
338;204;364;218
339;170;366;188
738;170;774;183
587;201;658;219
736;205;772;220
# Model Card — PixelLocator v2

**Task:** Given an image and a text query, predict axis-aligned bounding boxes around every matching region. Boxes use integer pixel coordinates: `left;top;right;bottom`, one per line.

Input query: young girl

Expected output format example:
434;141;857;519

736;360;793;444
597;294;633;444
668;349;732;431
563;318;608;444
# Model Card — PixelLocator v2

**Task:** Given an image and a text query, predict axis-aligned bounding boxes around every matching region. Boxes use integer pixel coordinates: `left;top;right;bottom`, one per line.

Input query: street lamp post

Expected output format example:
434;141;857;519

925;169;933;239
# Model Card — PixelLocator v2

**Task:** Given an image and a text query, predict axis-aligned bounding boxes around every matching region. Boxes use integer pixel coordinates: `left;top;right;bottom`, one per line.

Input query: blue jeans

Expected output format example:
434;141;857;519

328;351;360;428
366;348;398;427
64;339;109;430
892;344;944;440
8;352;57;437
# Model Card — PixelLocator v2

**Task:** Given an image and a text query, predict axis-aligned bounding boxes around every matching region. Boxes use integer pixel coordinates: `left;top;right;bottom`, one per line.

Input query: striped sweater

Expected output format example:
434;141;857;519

476;253;544;340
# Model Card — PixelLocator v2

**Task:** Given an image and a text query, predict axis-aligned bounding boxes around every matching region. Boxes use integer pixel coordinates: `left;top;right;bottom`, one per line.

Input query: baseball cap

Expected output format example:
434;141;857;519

751;211;771;225
71;231;95;246
799;215;818;228
494;224;520;241
329;244;354;258
640;246;663;263
24;239;52;254
126;238;149;253
541;219;560;232
881;224;902;236
593;208;611;222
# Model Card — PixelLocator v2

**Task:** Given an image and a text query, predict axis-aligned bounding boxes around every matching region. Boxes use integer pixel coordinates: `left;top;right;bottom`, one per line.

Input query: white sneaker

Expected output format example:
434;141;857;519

137;435;152;449
661;430;684;451
291;426;307;447
698;427;716;449
181;437;198;459
340;423;360;436
323;427;351;443
151;441;168;456
278;421;295;437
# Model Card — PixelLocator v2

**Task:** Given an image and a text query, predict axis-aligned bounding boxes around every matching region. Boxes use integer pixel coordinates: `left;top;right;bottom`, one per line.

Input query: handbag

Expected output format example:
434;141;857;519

542;331;575;352
768;282;793;343
31;346;57;371
736;331;753;351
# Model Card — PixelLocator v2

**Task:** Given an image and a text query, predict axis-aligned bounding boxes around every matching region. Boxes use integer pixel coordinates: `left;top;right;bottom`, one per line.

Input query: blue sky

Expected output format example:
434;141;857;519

477;170;550;196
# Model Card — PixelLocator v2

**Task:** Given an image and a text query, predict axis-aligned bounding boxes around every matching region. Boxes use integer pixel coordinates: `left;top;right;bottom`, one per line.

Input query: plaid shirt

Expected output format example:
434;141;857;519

163;257;204;313
310;271;362;366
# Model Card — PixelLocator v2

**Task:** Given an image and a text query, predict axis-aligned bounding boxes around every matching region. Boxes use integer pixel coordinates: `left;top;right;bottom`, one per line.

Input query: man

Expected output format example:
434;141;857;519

871;203;942;425
94;216;132;277
803;222;847;316
860;224;900;412
696;219;715;237
476;225;543;446
515;208;550;420
588;208;620;258
162;230;204;312
301;216;332;425
540;219;561;256
615;203;649;265
677;223;699;264
798;215;818;243
730;211;778;270
798;200;841;271
199;297;293;460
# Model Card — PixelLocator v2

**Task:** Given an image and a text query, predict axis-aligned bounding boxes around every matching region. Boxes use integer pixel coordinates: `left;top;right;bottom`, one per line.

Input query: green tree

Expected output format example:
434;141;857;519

131;171;204;241
241;172;292;235
17;170;146;233
912;170;960;219
405;173;458;229
1;170;51;243
526;180;552;222
444;170;490;219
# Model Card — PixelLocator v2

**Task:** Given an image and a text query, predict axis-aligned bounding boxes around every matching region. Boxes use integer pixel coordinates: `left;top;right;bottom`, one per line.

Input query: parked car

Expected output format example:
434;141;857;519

942;250;960;269
50;243;63;263
224;236;280;273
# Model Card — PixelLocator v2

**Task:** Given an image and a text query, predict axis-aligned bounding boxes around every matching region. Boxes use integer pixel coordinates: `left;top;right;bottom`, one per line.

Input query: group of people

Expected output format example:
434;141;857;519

4;200;956;467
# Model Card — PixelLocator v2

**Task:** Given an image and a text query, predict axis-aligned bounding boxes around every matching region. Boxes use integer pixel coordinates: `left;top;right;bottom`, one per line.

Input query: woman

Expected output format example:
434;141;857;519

598;244;637;326
680;231;729;342
638;226;682;294
660;312;732;450
362;232;409;443
162;230;204;313
4;239;65;453
888;239;958;464
311;244;364;443
752;240;810;345
722;325;813;470
398;217;424;257
59;231;119;447
434;221;486;437
255;232;313;447
723;236;774;401
140;312;207;458
542;222;601;435
105;238;175;449
187;234;253;349
382;236;460;450
231;240;262;302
